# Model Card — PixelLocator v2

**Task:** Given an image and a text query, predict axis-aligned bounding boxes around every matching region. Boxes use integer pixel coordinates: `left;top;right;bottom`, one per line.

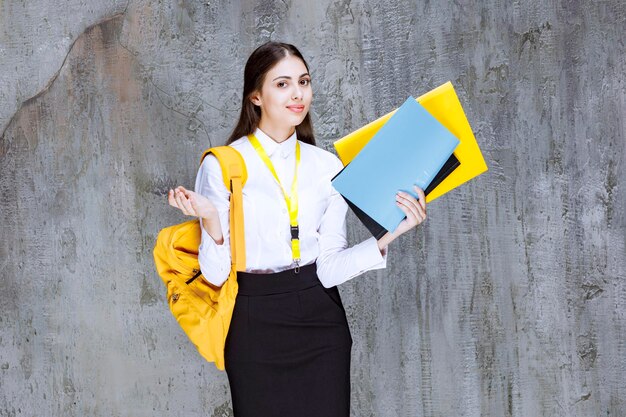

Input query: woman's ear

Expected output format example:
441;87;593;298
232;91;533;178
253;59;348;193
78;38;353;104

249;92;261;107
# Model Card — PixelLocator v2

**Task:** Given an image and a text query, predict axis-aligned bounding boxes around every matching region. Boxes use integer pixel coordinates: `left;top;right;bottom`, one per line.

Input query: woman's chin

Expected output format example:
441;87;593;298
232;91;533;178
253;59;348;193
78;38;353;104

287;112;307;123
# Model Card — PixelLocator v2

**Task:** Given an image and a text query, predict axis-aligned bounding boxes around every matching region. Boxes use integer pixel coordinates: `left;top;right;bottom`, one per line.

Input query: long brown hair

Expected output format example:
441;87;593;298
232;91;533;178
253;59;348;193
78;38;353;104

226;42;316;146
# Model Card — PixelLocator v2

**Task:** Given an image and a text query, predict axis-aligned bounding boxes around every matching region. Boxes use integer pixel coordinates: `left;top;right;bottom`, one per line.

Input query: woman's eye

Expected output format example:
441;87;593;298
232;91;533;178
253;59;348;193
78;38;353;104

300;79;310;86
277;81;286;88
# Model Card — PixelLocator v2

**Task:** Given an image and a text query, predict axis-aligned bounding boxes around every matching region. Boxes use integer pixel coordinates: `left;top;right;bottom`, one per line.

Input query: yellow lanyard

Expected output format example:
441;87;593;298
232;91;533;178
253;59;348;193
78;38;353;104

248;133;302;271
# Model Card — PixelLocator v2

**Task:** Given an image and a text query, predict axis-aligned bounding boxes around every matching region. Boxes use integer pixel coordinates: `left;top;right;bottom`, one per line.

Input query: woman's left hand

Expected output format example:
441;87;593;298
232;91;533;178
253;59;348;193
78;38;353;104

393;185;427;236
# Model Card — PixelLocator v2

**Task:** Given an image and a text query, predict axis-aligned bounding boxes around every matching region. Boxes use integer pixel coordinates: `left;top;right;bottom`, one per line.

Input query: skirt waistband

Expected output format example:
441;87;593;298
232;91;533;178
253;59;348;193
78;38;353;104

236;262;320;296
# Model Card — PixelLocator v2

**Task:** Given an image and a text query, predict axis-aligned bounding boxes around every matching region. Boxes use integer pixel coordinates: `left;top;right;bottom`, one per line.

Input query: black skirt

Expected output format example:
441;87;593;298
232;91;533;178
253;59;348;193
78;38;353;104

224;262;353;417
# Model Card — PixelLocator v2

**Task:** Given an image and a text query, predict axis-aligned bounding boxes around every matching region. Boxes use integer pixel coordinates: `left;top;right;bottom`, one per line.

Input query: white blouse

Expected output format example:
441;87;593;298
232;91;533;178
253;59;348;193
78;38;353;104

194;127;388;288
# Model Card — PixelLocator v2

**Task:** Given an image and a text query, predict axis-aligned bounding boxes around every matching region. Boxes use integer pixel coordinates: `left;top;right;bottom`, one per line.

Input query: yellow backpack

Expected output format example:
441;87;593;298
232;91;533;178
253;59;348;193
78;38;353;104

153;146;247;371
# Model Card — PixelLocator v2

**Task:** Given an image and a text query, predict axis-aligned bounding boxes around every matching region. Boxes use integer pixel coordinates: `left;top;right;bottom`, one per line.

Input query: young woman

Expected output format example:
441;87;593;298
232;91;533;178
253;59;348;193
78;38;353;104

167;41;426;417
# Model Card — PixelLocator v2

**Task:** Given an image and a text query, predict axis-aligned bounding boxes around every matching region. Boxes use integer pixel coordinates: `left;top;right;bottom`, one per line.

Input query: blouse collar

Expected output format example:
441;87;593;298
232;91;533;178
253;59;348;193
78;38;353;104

252;127;298;158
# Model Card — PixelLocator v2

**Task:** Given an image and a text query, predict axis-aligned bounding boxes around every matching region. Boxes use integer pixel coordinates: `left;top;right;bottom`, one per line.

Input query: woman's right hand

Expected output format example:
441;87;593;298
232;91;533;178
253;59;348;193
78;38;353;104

168;185;218;221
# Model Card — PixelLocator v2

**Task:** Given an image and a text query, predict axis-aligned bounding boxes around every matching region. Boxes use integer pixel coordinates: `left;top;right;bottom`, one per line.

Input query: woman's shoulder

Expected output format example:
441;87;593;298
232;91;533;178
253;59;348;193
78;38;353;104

229;136;249;148
299;141;343;173
199;137;247;175
208;136;250;164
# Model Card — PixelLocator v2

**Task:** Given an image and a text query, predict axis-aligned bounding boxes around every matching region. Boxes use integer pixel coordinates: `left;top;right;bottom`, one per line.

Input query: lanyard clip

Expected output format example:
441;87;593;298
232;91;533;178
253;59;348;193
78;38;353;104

294;258;300;274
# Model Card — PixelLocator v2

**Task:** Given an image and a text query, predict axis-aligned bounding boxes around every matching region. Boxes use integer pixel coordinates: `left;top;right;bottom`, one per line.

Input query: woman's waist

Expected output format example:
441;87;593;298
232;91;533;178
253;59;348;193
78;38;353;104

241;248;318;273
236;261;320;295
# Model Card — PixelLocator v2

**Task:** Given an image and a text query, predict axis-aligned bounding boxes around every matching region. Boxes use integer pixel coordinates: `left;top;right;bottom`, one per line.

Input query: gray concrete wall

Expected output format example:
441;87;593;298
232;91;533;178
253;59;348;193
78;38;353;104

1;1;624;416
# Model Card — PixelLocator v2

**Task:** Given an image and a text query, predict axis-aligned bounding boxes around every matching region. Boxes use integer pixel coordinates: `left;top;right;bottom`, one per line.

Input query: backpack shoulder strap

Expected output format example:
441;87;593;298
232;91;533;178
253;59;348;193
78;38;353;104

199;146;247;272
200;146;248;191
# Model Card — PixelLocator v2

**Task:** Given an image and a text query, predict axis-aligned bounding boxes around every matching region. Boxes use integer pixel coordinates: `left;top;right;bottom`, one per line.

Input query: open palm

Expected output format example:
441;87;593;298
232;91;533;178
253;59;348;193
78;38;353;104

168;186;217;220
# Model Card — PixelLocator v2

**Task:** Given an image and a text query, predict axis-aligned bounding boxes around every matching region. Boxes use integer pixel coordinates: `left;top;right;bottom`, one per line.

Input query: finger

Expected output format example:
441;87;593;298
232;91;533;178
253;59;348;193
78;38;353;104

178;187;198;208
413;197;426;219
173;191;186;214
414;186;426;213
175;190;191;215
187;192;204;215
396;201;422;227
180;192;196;215
187;193;197;210
181;188;196;202
414;203;426;221
404;192;425;219
396;199;418;225
168;189;179;208
396;192;420;224
395;200;409;218
168;189;184;210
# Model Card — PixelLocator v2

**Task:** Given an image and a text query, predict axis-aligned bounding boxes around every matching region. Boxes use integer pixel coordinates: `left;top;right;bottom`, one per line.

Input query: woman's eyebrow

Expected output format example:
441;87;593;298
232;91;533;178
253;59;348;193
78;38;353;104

272;73;310;81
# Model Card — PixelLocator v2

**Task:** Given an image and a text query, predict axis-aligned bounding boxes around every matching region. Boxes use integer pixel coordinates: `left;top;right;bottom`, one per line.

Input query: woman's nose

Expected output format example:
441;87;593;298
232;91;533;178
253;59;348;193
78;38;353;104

292;85;303;100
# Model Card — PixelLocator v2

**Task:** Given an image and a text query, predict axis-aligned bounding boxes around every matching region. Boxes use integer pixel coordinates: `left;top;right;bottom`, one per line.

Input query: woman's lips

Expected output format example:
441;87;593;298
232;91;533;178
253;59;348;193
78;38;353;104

287;105;305;113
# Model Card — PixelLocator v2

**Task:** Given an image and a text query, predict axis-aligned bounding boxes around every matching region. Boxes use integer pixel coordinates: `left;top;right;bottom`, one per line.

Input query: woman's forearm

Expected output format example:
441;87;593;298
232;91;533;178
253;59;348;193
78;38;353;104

377;231;398;252
202;216;224;245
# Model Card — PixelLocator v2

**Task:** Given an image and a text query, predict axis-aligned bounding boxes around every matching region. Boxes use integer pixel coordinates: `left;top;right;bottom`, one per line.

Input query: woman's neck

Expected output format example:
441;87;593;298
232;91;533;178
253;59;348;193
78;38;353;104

257;120;295;143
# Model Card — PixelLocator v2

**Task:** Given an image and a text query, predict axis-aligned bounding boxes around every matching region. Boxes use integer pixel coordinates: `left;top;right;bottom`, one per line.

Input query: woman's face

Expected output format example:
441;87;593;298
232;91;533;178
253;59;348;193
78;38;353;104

250;55;312;131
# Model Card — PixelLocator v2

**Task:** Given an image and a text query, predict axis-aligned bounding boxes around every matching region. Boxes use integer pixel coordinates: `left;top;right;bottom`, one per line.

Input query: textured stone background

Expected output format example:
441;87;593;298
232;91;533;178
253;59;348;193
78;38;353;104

1;1;624;416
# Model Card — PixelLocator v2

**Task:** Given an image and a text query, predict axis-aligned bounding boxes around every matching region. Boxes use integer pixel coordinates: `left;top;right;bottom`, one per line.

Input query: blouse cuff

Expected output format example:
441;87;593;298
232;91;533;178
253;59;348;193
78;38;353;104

362;235;388;270
198;220;231;286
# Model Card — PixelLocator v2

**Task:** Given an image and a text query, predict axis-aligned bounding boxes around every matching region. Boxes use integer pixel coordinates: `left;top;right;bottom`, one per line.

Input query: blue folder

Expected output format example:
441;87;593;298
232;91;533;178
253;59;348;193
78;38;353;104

333;153;460;240
331;96;460;233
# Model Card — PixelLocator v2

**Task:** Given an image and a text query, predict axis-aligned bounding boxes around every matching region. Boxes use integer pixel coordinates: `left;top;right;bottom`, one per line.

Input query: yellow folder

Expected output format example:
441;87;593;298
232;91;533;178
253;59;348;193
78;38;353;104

333;81;488;203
